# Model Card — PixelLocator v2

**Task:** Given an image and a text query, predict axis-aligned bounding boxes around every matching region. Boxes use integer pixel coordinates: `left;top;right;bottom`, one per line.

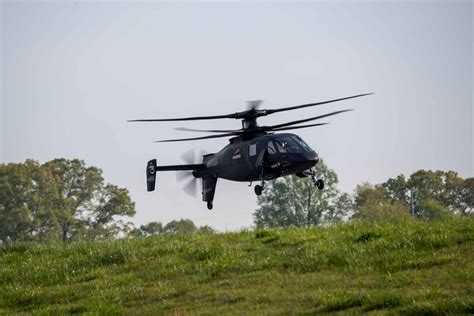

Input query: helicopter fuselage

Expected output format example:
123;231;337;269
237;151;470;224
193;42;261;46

194;133;319;182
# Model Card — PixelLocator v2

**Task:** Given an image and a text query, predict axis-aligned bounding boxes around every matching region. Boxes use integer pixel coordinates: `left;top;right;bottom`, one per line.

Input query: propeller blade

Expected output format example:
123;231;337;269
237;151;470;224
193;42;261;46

267;109;353;130
180;149;196;164
154;132;238;143
265;93;373;115
272;122;329;132
176;170;192;182
182;177;198;197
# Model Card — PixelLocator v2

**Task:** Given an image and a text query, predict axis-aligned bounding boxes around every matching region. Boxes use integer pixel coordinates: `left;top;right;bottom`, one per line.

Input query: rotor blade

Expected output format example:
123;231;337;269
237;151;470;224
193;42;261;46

175;127;242;134
268;109;353;130
154;132;238;143
182;177;198;197
266;93;373;115
128;113;237;122
272;122;329;132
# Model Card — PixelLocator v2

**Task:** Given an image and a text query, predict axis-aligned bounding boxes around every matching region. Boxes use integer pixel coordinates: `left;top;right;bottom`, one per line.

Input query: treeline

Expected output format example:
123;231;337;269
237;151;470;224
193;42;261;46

0;159;135;244
353;170;473;221
1;159;472;243
254;161;473;228
0;159;214;244
131;219;214;236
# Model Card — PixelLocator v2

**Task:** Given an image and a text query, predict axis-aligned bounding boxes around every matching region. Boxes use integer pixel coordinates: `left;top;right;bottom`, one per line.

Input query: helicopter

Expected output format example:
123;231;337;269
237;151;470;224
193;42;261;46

129;93;372;210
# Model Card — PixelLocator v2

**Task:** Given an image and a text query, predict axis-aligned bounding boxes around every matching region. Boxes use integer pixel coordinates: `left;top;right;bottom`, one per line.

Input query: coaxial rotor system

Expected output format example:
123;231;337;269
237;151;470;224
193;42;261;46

128;93;373;143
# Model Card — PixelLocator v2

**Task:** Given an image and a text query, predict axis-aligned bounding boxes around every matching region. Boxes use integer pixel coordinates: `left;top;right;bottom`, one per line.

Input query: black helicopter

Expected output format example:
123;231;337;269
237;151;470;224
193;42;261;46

129;93;372;209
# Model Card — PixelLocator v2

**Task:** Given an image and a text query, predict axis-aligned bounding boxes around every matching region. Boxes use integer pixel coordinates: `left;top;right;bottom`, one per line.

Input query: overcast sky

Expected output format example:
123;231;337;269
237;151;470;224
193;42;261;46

1;1;472;231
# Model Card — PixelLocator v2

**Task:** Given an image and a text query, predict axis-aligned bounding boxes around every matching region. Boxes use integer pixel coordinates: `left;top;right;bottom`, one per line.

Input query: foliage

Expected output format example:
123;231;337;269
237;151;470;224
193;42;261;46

0;159;135;243
352;182;411;222
164;219;197;234
353;170;473;220
0;218;472;314
253;160;350;228
131;219;214;236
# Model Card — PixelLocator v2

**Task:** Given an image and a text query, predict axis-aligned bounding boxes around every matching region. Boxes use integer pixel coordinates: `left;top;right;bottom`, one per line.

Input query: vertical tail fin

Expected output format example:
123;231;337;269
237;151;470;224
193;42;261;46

147;159;157;191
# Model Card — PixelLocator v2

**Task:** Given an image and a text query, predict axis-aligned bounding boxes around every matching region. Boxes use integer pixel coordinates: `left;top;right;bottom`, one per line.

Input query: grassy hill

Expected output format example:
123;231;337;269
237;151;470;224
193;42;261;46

1;218;473;315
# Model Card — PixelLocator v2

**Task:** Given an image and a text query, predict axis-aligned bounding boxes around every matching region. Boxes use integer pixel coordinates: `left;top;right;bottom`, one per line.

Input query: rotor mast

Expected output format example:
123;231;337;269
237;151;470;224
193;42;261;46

242;117;259;129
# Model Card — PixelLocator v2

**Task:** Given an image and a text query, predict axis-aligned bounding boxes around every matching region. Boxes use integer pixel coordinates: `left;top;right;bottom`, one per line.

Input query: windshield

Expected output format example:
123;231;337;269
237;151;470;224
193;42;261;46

273;136;304;153
293;136;313;152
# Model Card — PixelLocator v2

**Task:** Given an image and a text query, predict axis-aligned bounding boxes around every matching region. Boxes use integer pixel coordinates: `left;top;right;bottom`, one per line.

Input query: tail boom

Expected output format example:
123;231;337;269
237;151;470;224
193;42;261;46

146;159;206;192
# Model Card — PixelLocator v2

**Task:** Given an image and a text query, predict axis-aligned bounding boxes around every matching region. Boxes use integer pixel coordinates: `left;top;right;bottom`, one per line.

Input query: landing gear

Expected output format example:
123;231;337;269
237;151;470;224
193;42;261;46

207;201;213;210
315;179;324;190
254;162;267;196
309;168;324;190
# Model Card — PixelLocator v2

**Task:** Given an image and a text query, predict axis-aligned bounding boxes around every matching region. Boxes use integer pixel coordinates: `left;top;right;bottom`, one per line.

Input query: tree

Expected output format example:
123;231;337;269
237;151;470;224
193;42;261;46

383;175;409;206
325;192;354;223
129;220;214;237
163;219;197;234
42;159;104;241
253;160;345;228
85;184;136;240
138;221;164;236
198;225;215;233
352;183;410;222
459;178;474;216
0;161;38;243
352;170;472;220
0;159;136;243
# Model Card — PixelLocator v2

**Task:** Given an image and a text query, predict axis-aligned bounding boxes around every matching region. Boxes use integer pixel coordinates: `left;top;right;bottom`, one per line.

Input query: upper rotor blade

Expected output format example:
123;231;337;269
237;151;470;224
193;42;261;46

272;122;329;132
154;132;238;143
266;93;373;115
128;113;236;122
175;127;242;133
269;109;353;130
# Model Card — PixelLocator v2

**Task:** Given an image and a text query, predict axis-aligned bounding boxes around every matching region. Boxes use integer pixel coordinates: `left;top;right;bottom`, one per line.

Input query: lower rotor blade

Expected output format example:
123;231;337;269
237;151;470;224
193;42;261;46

272;123;329;132
269;109;353;130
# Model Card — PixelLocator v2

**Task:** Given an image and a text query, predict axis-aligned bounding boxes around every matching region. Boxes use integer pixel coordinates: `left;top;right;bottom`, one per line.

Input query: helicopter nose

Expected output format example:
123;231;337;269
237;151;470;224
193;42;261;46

313;152;320;164
305;151;319;164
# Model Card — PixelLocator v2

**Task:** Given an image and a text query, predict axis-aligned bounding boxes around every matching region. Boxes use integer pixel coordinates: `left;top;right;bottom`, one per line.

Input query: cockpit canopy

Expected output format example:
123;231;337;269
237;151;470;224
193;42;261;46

267;135;314;154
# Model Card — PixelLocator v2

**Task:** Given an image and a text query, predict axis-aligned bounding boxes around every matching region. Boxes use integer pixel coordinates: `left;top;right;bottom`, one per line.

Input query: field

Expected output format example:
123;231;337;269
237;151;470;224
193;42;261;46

1;218;473;315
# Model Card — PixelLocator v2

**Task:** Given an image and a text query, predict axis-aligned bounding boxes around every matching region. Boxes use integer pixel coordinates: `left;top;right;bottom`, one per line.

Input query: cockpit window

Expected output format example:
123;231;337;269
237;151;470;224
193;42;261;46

273;136;313;153
274;137;302;153
294;136;313;152
267;141;277;154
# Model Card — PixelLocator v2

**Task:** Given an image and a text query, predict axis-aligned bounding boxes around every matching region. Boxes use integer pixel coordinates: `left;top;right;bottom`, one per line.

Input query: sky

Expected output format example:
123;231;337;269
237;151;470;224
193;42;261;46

1;1;472;231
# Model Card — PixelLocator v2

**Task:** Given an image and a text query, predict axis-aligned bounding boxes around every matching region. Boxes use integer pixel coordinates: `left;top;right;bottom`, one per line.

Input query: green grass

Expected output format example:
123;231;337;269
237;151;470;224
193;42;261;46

1;218;473;315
